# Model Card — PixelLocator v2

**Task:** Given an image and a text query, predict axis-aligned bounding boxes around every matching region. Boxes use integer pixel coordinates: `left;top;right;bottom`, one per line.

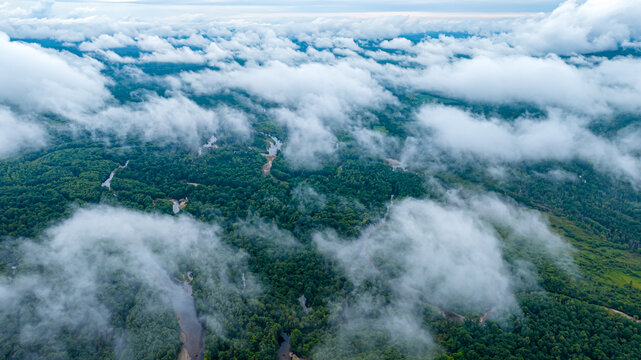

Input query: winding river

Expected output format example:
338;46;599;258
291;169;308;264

261;136;282;175
153;198;188;214
101;160;129;190
175;272;205;360
267;136;282;156
198;136;218;156
277;334;291;360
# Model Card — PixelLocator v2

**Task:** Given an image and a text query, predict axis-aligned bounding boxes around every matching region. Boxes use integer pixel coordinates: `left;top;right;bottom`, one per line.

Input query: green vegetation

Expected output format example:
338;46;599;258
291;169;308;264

1;127;641;360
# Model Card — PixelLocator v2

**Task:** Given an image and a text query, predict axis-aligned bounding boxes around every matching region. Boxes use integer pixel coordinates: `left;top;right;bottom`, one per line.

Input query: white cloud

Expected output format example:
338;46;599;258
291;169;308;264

351;127;400;159
316;197;515;314
0;31;253;151
272;108;339;166
0;107;47;157
0;206;255;353
380;37;413;50
536;169;579;182
78;94;251;147
0;0;53;18
181;61;391;111
82;34;210;64
509;0;641;55
315;191;572;350
139;45;206;64
0;0;639;176
412;105;641;182
408;55;641;115
78;32;135;51
0;32;111;117
180;61;394;166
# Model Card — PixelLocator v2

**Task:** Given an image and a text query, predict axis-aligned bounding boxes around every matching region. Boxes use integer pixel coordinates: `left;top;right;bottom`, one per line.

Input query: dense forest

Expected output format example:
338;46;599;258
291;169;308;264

2;1;641;358
1;122;641;359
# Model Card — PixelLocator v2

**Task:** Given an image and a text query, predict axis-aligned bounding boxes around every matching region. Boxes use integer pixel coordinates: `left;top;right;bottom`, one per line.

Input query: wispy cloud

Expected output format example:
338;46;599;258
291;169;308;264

0;206;256;354
314;191;574;354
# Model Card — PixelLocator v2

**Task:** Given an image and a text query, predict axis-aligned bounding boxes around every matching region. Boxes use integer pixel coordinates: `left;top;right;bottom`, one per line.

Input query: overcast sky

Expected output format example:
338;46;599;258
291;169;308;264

2;0;565;18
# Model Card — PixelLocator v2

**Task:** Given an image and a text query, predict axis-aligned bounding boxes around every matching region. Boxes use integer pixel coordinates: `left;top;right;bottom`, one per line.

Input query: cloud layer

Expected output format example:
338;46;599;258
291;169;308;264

0;32;110;117
0;107;47;158
1;0;640;175
315;192;573;349
0;206;253;356
408;105;641;182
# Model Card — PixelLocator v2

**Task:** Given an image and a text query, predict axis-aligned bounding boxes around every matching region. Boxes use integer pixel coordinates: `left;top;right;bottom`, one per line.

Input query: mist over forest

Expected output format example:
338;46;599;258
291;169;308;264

1;0;641;359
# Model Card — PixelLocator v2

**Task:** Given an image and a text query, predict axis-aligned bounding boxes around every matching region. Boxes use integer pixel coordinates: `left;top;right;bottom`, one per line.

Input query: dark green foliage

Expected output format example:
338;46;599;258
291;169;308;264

434;293;641;360
0;144;117;237
1;128;641;360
